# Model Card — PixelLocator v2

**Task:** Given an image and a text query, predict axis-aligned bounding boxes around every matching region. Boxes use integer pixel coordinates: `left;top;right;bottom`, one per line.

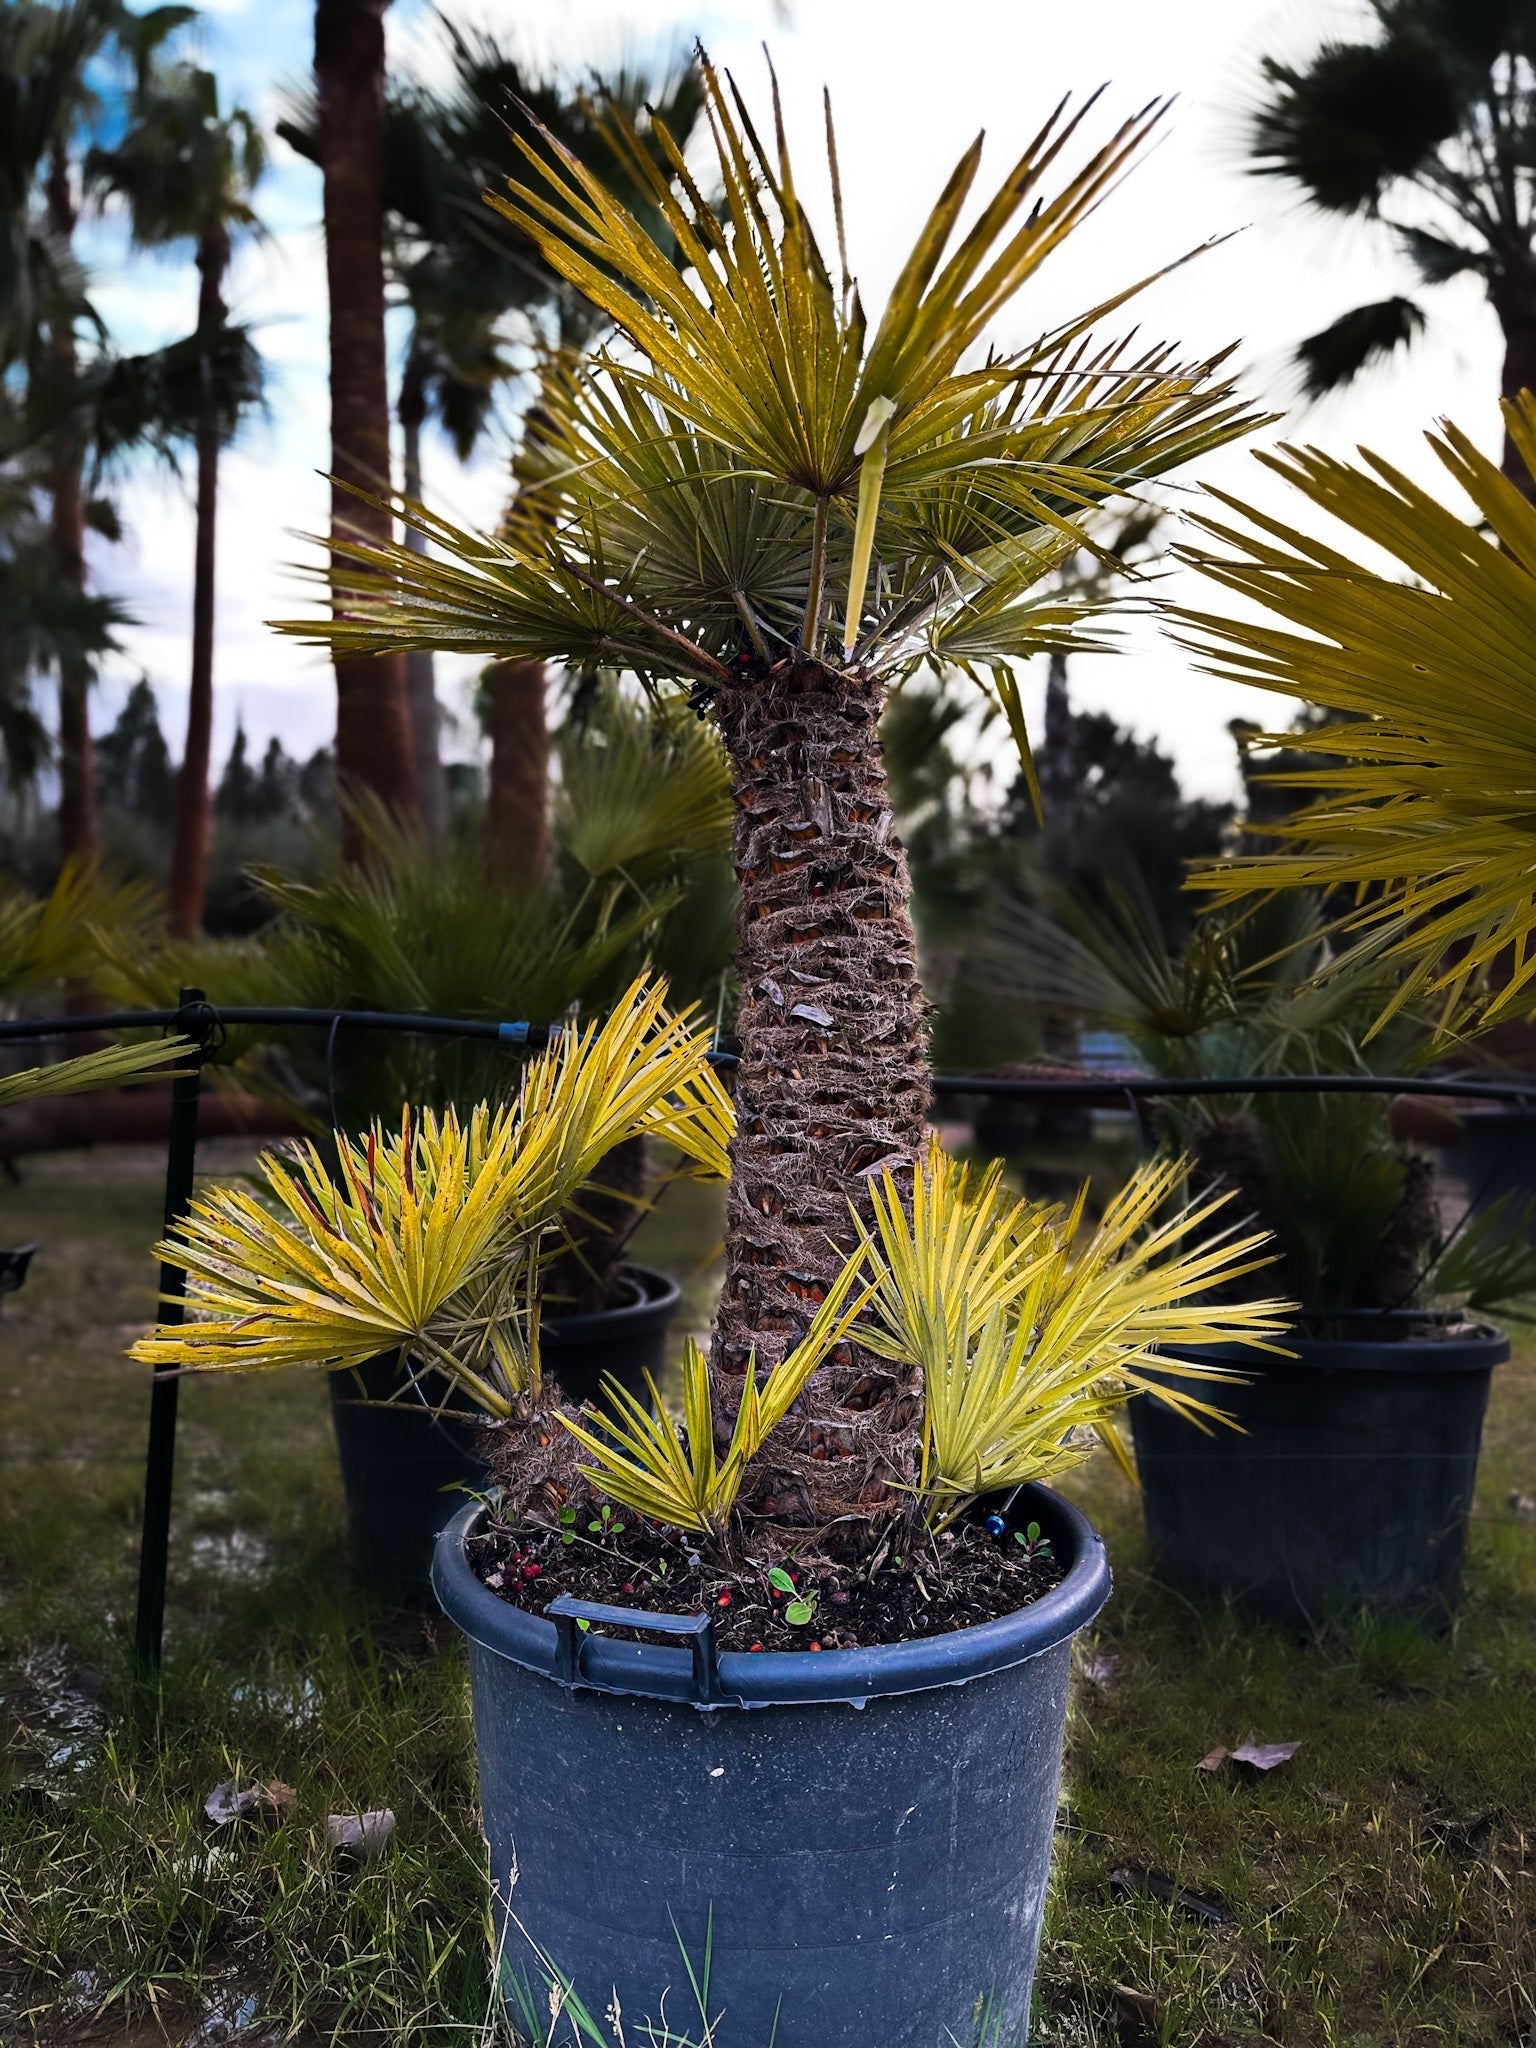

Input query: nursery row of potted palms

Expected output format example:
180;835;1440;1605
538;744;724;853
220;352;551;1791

124;61;1536;2046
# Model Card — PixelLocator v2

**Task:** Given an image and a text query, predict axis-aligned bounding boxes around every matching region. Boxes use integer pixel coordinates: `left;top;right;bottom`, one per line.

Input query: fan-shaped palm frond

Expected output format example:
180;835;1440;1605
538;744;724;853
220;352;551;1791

856;1142;1285;1521
130;977;733;1410
0;861;160;996
1171;393;1536;1032
556;683;732;889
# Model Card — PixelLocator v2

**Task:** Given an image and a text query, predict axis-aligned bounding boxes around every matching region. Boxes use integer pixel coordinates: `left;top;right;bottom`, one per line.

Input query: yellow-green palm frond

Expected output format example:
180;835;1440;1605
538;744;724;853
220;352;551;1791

509;975;734;1217
130;978;734;1408
560;1246;873;1535
0;1034;194;1109
857;1134;1058;1376
857;1147;1289;1521
1170;394;1536;1032
129;1103;526;1389
560;1342;723;1535
0;861;161;998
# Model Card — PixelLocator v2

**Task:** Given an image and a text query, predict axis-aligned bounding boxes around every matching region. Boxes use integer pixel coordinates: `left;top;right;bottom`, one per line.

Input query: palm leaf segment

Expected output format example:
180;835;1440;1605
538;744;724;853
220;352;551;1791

274;60;1256;770
129;978;734;1411
1171;394;1536;1029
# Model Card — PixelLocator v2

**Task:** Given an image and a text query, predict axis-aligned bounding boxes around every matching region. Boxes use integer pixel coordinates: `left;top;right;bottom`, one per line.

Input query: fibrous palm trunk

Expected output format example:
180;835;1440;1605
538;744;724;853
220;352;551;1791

46;143;96;871
487;658;547;881
166;220;229;939
711;666;930;1536
315;0;418;854
397;357;445;833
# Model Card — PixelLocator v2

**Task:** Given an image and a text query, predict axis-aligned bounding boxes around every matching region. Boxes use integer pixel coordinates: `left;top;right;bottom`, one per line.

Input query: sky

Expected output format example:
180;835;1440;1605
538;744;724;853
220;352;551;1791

79;0;1505;804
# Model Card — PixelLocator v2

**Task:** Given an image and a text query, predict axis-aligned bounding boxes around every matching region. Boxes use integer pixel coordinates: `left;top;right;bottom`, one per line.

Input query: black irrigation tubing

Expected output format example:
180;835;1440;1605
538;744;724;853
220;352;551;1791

4;1000;1536;1105
8;989;1536;1671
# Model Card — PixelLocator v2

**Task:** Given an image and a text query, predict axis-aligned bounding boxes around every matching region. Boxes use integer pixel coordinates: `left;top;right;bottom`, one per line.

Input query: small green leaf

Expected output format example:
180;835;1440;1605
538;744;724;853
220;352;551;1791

577;1618;591;1633
1026;1522;1042;1543
559;1506;577;1526
588;1520;604;1533
768;1566;796;1595
785;1599;814;1626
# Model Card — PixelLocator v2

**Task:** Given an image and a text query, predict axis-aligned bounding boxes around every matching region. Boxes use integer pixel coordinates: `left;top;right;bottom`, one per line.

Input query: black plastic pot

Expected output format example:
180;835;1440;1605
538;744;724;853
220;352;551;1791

432;1484;1110;2048
1441;1105;1536;1230
329;1266;681;1593
1129;1322;1508;1630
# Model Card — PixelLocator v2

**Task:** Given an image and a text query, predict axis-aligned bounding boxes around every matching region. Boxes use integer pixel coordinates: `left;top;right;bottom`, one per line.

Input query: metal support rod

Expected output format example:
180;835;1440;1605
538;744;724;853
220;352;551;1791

133;989;207;1673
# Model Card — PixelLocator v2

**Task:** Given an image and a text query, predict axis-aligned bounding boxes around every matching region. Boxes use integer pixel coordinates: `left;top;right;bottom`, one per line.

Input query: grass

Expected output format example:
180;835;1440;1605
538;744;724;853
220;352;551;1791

0;1141;1533;2045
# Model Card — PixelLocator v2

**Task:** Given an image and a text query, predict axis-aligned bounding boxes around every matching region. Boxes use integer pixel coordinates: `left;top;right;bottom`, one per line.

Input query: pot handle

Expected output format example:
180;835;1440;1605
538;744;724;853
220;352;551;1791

546;1593;722;1704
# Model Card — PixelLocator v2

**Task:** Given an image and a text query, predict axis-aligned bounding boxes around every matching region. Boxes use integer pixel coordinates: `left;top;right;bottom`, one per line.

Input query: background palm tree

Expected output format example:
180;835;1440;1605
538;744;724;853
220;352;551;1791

2;0;123;869
312;0;416;853
88;53;265;936
0;0;227;871
1247;0;1536;492
284;32;708;860
437;39;705;875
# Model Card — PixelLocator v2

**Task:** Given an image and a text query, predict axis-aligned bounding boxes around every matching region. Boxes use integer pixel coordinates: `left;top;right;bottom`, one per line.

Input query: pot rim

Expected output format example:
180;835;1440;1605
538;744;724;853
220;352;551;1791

540;1263;682;1346
432;1481;1110;1712
1157;1320;1509;1376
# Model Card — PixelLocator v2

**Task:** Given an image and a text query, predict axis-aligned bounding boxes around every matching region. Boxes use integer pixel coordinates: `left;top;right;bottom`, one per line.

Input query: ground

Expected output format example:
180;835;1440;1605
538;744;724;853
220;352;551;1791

0;1142;1532;2046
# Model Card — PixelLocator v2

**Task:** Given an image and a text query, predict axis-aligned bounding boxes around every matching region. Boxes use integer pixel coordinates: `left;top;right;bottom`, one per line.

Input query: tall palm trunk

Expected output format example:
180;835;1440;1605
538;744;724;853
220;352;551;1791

486;372;557;879
487;658;547;880
710;667;930;1536
46;142;97;870
315;0;417;855
397;352;445;833
166;219;229;938
1493;258;1536;500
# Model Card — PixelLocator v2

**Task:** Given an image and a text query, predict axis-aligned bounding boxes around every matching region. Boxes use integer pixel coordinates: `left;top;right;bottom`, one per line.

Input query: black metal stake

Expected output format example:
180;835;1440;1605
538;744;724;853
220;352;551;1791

133;987;207;1673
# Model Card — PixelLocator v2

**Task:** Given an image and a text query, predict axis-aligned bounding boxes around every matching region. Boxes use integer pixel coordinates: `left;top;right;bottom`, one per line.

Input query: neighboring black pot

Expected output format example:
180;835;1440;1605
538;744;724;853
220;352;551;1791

432;1484;1110;2048
1440;1105;1536;1231
1130;1322;1509;1631
329;1266;682;1593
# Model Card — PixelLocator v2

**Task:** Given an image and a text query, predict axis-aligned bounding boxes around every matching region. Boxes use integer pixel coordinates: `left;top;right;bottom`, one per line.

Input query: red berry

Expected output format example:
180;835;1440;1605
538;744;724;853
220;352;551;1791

621;1583;634;1594
809;1641;822;1652
717;1591;732;1607
748;1642;764;1652
522;1563;541;1579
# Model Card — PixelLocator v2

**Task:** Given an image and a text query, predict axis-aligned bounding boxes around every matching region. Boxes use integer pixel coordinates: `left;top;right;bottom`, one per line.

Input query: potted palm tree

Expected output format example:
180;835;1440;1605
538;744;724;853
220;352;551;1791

1013;885;1528;1626
138;64;1282;2046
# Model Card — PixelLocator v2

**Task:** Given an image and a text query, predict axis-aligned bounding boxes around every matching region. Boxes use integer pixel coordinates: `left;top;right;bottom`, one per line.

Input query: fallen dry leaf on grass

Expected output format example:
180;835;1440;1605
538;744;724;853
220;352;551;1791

1079;1650;1122;1690
1233;1740;1300;1770
204;1780;296;1826
1198;1741;1299;1773
326;1808;396;1857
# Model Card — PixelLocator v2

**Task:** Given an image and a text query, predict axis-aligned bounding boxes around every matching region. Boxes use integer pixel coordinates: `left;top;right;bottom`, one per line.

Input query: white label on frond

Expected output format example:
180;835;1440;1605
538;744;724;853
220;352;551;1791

854;396;897;455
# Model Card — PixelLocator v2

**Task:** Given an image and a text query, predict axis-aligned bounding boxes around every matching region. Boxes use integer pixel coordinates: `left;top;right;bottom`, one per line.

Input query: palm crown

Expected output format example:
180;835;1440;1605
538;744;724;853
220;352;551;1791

276;60;1252;757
